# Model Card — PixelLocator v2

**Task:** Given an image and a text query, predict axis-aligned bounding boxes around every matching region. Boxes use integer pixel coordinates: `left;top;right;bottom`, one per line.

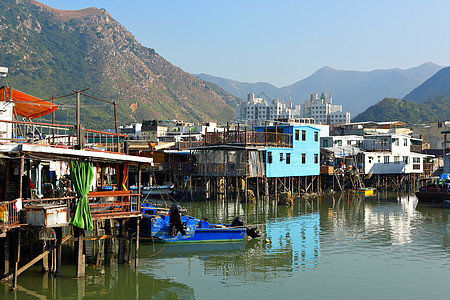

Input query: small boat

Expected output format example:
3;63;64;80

415;174;450;203
356;187;376;196
139;203;259;243
130;184;174;196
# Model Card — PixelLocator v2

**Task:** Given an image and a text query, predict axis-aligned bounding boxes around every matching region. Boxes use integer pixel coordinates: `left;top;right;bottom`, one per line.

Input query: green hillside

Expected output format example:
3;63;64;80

404;67;450;103
0;0;239;129
352;96;450;124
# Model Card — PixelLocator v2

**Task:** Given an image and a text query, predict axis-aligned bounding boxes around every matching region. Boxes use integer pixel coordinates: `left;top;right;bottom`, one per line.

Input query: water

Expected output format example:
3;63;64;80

2;192;449;299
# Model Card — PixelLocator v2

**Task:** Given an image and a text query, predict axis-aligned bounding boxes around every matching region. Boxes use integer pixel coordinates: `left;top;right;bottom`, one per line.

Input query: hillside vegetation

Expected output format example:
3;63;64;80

0;0;239;129
352;96;450;124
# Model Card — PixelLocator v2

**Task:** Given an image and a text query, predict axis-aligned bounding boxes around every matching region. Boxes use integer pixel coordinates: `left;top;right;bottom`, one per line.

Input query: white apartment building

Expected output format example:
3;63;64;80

301;93;350;125
236;93;300;122
236;92;350;125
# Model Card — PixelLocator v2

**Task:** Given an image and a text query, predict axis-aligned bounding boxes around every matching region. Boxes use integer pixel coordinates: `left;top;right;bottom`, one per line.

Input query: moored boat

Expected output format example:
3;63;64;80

415;174;450;203
130;184;174;196
138;203;259;243
356;187;376;196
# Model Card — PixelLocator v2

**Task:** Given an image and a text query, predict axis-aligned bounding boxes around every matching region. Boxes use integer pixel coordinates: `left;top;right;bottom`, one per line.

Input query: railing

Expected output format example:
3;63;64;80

83;129;126;153
196;162;247;177
362;139;392;152
88;190;136;217
410;145;422;153
174;140;204;150
0;119;76;147
205;131;292;147
0;119;126;153
0;199;21;229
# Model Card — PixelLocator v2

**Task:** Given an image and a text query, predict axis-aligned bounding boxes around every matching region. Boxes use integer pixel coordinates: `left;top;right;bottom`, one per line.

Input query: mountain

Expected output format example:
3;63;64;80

195;63;442;116
352;96;450;124
403;67;450;103
353;66;450;124
193;73;282;102
0;0;239;129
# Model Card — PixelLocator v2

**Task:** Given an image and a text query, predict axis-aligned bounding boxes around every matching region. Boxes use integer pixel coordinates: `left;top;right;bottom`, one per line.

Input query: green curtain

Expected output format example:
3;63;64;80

69;160;94;231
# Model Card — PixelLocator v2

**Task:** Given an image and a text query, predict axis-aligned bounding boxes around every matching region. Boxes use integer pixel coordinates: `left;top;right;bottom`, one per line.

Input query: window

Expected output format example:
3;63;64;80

268;152;272;164
295;130;299;141
314;154;318;164
413;157;420;163
394;156;400;164
384;156;390;164
337;140;342;146
393;138;399;146
314;132;318;142
286;153;291;164
302;153;306;164
368;156;373;164
403;156;409;164
280;153;284;161
302;130;306;141
403;139;408;146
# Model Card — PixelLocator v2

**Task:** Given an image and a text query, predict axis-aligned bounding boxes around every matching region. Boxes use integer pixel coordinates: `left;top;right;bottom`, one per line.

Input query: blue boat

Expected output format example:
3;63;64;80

139;203;259;243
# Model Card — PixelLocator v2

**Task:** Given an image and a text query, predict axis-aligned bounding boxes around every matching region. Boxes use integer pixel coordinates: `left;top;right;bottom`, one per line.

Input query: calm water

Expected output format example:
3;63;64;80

2;192;449;299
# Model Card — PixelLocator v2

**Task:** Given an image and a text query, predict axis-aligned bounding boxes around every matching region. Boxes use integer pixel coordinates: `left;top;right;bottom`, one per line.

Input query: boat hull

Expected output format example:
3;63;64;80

415;191;449;203
356;188;375;196
140;215;246;243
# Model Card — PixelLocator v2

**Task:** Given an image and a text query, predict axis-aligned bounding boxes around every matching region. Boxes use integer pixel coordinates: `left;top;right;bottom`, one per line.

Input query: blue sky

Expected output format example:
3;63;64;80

37;0;450;87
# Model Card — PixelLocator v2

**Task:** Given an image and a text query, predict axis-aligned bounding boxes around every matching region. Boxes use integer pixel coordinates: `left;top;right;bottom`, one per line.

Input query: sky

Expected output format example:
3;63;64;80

37;0;450;87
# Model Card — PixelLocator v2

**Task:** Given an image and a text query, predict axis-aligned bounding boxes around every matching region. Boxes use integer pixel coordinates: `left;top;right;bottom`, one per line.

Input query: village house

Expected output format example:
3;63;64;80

360;133;430;175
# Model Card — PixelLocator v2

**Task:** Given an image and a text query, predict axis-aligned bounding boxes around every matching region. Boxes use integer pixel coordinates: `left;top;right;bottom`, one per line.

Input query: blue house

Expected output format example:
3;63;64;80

255;125;320;178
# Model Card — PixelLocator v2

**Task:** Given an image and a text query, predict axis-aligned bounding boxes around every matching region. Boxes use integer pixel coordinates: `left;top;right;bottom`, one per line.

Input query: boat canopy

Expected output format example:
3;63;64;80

0;86;58;119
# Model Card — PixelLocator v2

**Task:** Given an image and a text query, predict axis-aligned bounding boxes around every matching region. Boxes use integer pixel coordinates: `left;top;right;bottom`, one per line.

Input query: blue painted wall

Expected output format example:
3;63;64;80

256;125;320;177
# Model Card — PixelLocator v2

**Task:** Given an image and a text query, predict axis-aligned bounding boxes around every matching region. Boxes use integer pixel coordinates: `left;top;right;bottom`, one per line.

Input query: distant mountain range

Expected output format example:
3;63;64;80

0;0;239;129
353;67;450;124
195;63;442;116
403;67;450;103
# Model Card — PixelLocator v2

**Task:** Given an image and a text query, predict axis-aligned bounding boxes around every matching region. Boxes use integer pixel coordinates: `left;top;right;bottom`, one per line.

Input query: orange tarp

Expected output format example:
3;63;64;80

0;87;58;119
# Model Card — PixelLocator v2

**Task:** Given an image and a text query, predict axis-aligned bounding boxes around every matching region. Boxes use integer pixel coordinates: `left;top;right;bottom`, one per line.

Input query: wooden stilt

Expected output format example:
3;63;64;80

275;178;278;203
135;218;140;268
11;229;21;291
264;177;269;200
75;228;85;278
127;222;132;265
0;233;9;277
256;177;260;201
54;227;62;277
245;177;248;203
41;240;49;274
118;220;125;264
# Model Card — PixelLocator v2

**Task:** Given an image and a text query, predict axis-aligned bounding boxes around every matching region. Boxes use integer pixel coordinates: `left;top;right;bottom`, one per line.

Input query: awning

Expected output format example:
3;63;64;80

321;145;361;158
0;86;58;119
0;143;154;165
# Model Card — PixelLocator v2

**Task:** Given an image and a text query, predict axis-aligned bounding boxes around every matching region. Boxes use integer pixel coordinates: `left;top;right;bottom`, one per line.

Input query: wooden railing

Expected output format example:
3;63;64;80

0;119;126;153
88;190;139;219
205;130;292;147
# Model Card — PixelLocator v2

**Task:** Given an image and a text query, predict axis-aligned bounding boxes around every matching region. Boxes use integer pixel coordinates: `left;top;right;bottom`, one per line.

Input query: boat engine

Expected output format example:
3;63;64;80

168;204;187;236
230;217;261;238
230;217;245;227
246;227;261;238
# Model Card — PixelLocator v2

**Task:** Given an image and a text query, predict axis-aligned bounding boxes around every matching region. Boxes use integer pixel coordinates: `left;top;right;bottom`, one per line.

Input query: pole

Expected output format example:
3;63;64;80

52;96;55;145
76;90;81;149
114;102;119;135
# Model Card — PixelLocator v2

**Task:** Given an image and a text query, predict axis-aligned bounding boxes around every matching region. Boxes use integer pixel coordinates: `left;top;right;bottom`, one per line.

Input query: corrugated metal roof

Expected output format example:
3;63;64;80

321;146;361;157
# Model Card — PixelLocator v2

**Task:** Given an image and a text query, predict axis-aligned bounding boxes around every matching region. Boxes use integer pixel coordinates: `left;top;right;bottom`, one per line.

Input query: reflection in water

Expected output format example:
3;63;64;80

2;193;449;299
265;212;320;272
